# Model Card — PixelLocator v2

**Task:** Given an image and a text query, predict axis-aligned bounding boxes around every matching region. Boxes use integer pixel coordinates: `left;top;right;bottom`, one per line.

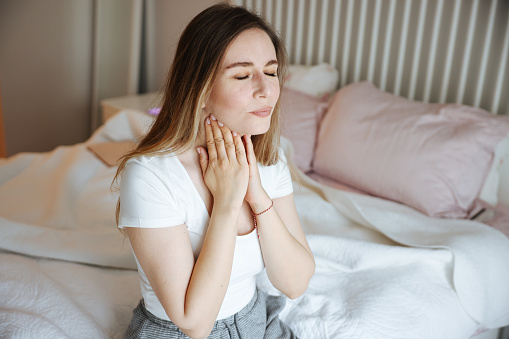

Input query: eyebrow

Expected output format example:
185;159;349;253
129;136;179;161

225;60;278;69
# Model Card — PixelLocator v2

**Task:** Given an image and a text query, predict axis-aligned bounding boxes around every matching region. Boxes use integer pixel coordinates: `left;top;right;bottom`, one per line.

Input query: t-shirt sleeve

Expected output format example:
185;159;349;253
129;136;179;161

118;160;184;229
272;149;294;199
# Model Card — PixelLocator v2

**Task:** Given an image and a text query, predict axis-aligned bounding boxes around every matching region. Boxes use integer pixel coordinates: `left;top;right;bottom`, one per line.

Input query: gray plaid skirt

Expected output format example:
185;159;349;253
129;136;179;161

123;289;298;339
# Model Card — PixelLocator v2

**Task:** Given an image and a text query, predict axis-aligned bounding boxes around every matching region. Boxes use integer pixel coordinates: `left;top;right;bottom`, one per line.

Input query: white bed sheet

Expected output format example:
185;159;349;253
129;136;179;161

0;251;139;339
1;110;508;339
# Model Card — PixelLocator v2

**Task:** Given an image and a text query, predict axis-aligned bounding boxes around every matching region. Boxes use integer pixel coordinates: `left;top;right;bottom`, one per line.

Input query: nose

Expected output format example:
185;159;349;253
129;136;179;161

253;70;272;99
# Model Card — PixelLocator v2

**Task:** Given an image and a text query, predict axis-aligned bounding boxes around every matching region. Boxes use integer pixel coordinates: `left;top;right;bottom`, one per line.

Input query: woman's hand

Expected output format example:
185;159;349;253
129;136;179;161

197;115;249;210
243;134;271;211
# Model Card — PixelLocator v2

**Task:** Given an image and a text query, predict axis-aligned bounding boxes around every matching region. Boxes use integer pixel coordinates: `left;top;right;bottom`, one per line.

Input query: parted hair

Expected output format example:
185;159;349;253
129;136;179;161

113;3;288;226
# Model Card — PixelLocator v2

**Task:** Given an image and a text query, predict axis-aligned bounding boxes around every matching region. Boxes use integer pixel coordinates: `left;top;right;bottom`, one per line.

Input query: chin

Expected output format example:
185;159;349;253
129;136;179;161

242;121;271;136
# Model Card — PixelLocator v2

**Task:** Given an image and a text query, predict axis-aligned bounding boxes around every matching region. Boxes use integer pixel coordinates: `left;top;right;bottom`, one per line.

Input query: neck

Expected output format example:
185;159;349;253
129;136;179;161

178;116;207;165
194;123;207;150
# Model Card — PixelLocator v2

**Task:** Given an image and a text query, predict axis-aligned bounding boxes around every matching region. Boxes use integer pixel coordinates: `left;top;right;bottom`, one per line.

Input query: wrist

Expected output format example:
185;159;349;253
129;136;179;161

213;198;243;215
248;195;273;215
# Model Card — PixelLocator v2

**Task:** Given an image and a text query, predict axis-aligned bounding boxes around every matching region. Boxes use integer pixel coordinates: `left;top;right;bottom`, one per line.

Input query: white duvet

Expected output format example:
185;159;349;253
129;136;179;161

1;110;508;339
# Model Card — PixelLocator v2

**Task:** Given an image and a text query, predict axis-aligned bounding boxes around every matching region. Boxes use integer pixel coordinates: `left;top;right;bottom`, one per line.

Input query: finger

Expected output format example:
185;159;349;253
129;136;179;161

197;147;208;176
210;115;227;160
233;132;247;165
218;123;236;160
244;135;257;166
204;117;217;161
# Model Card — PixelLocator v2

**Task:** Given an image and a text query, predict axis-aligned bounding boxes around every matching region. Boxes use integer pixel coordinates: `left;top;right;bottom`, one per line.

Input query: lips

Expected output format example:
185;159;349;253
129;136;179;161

249;106;272;117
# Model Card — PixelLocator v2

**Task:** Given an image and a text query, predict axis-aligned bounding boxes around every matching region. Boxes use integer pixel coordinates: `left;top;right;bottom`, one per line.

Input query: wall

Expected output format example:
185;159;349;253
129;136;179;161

141;0;221;93
0;0;220;156
0;87;5;157
91;0;140;131
0;0;94;156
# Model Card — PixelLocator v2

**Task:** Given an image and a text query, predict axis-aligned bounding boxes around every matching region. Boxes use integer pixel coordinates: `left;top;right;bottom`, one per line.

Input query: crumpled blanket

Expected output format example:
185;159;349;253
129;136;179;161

1;110;508;339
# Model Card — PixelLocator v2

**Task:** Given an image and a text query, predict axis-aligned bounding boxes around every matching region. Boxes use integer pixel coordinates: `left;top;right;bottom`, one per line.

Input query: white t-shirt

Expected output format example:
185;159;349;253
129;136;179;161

118;148;293;320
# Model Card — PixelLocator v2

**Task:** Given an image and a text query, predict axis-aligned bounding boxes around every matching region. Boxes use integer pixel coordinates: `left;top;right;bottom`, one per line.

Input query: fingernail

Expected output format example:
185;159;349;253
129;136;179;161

232;131;237;136
210;114;217;121
218;121;224;127
196;147;201;154
206;117;210;124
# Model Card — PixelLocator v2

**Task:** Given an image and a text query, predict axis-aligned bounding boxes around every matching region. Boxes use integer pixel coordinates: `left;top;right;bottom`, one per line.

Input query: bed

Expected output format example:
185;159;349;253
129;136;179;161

2;0;509;338
1;62;509;338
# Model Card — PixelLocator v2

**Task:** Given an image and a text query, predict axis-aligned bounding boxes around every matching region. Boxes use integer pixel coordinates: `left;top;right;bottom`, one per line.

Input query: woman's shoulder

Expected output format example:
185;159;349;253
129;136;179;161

278;136;292;162
258;146;288;177
258;140;294;198
126;152;178;169
123;153;182;185
259;140;289;169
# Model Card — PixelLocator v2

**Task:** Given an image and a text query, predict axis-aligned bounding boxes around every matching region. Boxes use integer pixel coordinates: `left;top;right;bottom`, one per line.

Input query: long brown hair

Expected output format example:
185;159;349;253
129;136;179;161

113;3;288;226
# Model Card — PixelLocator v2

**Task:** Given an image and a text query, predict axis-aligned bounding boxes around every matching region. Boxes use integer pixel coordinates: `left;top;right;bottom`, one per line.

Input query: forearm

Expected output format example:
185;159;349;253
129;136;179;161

176;206;239;337
170;113;250;338
251;198;315;299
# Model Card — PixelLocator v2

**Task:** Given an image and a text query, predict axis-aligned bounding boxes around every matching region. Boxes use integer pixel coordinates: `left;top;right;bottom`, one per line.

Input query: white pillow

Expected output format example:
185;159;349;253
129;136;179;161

285;63;339;100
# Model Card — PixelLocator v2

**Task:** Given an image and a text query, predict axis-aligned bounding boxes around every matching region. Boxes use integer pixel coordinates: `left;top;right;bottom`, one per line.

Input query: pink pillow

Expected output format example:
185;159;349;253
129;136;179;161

279;87;328;173
313;81;509;218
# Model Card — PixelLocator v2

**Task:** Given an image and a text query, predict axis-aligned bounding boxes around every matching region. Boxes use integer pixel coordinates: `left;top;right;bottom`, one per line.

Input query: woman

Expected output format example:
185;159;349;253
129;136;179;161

114;3;315;339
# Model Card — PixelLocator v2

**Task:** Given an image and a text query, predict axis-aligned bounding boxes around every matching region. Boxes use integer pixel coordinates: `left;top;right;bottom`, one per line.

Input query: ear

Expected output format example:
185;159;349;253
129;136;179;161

201;96;207;109
201;89;211;110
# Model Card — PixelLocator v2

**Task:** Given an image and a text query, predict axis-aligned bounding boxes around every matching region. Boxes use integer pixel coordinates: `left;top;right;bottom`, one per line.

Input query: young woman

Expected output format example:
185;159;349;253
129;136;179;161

114;4;315;338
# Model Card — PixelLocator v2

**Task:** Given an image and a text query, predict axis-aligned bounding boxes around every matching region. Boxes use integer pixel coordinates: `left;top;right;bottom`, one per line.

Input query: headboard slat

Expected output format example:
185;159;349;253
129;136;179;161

305;1;317;65
439;0;460;103
367;0;382;82
423;0;444;103
318;0;329;64
492;11;509;114
380;0;396;92
394;0;412;96
408;0;428;101
474;0;498;108
329;0;341;67
340;0;354;87
353;0;368;82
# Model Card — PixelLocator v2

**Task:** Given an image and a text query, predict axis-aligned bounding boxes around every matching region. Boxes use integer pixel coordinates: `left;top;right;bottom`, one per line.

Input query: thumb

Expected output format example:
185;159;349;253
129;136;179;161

244;135;256;166
197;147;208;175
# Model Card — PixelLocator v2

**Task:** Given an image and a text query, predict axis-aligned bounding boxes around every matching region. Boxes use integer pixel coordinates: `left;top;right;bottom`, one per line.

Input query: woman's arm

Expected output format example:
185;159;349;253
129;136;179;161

126;208;238;339
250;193;315;299
243;135;315;299
126;116;249;339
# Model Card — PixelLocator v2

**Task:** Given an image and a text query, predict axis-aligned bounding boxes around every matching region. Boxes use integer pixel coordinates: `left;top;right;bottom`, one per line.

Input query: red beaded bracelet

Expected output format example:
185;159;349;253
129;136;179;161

251;200;273;238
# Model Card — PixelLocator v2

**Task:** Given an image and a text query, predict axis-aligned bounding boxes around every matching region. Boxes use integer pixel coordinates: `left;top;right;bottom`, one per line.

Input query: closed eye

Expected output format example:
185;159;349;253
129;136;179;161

235;72;277;80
